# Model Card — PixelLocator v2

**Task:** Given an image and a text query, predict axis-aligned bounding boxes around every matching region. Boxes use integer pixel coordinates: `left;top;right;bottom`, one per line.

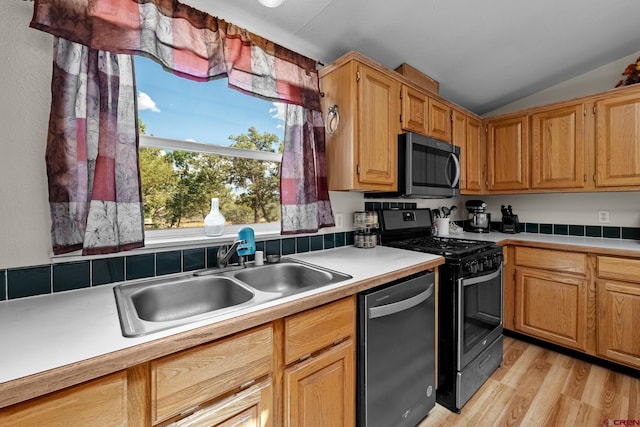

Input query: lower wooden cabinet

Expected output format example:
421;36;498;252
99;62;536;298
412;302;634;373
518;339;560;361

0;370;141;427
282;296;356;427
284;340;355;427
515;267;587;351
595;256;640;368
506;245;640;370
596;279;640;368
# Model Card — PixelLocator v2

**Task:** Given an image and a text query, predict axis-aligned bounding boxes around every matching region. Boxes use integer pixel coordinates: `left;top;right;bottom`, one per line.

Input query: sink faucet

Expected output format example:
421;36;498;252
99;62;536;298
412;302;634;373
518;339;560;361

216;239;246;268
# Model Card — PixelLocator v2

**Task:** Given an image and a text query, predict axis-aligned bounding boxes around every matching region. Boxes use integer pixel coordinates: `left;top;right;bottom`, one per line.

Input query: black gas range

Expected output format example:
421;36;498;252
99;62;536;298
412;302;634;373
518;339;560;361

378;208;504;413
379;209;503;278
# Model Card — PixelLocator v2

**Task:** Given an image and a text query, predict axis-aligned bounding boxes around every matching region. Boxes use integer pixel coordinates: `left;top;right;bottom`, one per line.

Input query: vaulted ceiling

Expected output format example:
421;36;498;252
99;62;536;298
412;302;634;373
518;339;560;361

185;0;640;115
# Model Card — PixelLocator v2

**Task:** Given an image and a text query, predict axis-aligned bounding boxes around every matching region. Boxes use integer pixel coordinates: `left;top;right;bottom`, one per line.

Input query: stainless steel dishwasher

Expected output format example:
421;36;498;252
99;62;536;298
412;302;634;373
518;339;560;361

357;271;436;427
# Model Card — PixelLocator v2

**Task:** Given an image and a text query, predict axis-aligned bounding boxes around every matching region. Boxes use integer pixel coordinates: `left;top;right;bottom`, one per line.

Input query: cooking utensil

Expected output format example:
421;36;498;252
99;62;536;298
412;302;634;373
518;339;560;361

441;206;450;218
432;209;441;218
449;206;457;217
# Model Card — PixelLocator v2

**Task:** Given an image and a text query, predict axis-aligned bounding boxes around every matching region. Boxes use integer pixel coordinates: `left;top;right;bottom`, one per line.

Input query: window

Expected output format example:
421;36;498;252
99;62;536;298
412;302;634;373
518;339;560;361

135;56;285;238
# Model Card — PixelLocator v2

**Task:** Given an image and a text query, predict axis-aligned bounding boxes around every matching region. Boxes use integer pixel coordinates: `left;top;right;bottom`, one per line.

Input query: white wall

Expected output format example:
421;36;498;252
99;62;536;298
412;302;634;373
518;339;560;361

1;2;53;269
469;193;640;228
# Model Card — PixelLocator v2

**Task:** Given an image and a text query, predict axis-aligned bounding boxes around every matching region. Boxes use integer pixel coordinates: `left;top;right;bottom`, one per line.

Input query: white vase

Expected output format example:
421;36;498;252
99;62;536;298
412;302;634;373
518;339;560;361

204;198;225;236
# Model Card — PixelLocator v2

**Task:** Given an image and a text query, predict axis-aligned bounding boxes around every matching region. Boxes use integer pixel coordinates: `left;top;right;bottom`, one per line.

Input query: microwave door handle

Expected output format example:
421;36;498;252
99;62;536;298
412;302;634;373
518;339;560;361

446;152;461;188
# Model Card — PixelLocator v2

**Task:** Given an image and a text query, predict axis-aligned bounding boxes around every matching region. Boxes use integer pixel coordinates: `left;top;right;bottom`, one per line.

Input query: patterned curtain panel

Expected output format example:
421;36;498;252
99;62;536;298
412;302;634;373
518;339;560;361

31;0;333;236
280;105;334;234
47;38;144;255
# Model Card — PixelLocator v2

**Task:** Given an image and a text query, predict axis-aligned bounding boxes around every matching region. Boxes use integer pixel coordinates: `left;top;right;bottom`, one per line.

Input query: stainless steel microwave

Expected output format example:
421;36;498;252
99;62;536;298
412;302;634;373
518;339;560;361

370;132;461;198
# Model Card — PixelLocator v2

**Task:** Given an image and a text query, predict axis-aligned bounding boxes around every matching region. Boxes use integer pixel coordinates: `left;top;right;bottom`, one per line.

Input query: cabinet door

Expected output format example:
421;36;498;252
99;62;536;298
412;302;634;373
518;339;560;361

596;279;640;369
0;372;132;427
428;97;452;142
454;110;484;193
515;267;587;351
169;379;273;427
357;64;400;188
284;340;355;427
452;110;468;189
401;85;428;135
531;104;585;189
486;115;529;191
465;116;485;192
596;92;640;187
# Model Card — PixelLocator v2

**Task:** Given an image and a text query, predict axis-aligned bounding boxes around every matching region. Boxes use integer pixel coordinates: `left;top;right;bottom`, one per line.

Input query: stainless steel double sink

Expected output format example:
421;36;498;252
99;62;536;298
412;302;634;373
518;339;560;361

113;258;352;337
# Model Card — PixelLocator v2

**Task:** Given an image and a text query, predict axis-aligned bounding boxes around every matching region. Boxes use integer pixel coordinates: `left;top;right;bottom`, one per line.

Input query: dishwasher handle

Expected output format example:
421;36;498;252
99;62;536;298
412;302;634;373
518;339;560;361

368;283;434;319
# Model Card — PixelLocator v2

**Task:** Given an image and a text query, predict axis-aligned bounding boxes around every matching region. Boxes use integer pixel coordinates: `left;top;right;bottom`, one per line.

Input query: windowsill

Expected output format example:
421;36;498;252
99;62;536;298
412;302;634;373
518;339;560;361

50;223;348;263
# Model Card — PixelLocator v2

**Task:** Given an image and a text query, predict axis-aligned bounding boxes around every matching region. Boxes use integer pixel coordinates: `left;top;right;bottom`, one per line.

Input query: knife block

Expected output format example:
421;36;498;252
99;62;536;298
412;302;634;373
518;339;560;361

501;214;520;234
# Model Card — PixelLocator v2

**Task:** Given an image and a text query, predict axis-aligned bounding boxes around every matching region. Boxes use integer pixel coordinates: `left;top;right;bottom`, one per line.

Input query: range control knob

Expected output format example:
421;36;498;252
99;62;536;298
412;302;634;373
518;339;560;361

465;261;478;274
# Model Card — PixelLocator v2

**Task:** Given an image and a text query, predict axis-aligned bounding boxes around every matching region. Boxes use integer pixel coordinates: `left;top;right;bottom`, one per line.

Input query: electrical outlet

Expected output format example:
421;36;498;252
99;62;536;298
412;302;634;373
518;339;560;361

598;210;610;224
335;213;344;228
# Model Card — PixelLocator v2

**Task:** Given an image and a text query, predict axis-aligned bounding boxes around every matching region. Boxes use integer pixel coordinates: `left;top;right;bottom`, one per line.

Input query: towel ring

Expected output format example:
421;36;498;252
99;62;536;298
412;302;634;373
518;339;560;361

325;105;340;134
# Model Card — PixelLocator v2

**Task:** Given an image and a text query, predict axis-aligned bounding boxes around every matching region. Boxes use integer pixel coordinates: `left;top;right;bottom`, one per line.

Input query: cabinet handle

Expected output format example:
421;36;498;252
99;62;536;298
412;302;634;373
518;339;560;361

356;71;361;82
325;105;340;134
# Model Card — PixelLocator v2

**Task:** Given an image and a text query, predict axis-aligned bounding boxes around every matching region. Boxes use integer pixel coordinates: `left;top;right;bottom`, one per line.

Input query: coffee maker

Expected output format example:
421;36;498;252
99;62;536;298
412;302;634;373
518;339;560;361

465;200;491;233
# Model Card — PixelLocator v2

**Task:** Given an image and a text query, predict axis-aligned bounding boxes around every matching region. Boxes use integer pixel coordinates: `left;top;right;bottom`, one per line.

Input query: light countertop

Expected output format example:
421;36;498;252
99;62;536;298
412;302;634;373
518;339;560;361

448;230;640;254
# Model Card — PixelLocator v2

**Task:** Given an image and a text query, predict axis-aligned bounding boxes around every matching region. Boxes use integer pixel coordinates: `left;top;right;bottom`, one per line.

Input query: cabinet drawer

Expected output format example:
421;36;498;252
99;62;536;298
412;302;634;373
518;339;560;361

515;247;586;275
168;378;272;427
151;324;273;425
284;296;355;365
597;256;640;282
0;372;128;427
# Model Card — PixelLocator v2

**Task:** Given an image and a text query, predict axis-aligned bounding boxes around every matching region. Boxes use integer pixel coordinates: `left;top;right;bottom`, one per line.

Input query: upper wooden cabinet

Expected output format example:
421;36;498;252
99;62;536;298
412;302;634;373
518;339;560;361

453;109;485;193
428;97;452;142
481;84;640;194
531;103;586;189
401;86;452;142
595;92;640;187
486;115;530;191
320;57;400;192
400;85;428;135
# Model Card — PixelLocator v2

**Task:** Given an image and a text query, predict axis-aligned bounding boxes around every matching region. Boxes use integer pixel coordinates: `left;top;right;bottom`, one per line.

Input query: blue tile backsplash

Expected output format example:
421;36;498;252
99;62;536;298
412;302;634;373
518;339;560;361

2;222;638;302
0;232;355;302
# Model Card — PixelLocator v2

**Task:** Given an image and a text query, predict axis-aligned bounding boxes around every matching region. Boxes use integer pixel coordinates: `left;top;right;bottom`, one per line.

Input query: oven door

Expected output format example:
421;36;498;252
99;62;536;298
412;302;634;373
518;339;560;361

457;266;503;370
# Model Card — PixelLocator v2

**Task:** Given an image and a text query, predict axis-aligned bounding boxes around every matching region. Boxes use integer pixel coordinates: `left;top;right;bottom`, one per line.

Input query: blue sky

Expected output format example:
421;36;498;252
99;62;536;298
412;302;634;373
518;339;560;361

134;56;285;146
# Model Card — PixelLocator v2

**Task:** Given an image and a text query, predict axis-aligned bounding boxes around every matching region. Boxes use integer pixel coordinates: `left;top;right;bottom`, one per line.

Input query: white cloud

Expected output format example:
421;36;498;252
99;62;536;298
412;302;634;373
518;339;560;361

138;92;160;112
270;102;285;121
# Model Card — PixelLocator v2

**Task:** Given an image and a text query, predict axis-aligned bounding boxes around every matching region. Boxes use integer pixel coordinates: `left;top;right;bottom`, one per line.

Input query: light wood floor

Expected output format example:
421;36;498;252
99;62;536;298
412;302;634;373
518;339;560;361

420;336;640;426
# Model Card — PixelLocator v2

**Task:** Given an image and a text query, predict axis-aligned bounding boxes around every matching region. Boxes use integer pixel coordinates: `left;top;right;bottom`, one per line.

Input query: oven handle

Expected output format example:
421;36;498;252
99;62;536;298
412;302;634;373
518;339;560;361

461;267;502;287
368;283;434;319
